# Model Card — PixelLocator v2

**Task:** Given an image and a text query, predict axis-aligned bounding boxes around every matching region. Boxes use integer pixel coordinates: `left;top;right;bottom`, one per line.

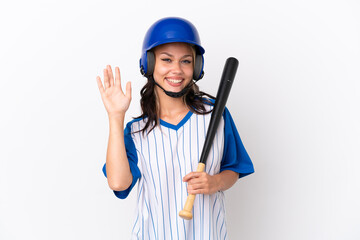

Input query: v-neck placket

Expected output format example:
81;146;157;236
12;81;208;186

159;111;193;131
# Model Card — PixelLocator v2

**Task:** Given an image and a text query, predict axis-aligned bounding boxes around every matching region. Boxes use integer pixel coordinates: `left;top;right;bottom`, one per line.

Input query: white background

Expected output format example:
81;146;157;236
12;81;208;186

0;0;359;239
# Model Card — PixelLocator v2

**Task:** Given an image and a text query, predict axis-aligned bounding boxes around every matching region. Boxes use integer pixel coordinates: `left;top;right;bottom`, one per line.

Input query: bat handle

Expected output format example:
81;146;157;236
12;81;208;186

179;163;206;220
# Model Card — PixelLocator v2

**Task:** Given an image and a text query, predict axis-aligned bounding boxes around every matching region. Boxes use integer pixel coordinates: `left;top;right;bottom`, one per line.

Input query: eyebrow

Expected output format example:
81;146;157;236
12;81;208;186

159;52;193;58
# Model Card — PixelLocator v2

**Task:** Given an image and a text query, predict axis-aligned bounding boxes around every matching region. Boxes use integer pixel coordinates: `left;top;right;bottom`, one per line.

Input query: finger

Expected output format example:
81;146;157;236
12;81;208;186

104;68;110;89
187;177;204;185
183;172;196;182
115;66;121;88
125;81;132;99
183;172;201;182
107;65;115;87
183;172;194;182
96;76;105;95
188;189;205;195
187;183;204;191
187;183;204;193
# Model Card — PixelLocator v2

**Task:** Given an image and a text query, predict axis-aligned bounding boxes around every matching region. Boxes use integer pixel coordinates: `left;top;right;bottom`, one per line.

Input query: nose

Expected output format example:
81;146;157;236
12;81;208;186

171;61;182;74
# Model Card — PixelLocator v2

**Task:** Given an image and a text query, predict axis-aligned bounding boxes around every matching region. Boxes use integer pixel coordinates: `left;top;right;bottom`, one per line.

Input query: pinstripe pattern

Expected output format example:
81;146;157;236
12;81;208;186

128;105;228;239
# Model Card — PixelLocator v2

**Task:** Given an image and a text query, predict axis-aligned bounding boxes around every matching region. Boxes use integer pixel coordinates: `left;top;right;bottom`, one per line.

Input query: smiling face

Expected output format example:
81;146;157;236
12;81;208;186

153;42;194;94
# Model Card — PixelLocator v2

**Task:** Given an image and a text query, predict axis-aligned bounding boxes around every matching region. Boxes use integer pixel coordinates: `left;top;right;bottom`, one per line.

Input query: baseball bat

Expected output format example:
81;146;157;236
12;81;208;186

179;57;239;220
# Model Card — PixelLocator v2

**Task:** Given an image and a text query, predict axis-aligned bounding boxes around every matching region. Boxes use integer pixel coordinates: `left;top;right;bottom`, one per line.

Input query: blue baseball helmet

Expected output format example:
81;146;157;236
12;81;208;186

139;17;205;80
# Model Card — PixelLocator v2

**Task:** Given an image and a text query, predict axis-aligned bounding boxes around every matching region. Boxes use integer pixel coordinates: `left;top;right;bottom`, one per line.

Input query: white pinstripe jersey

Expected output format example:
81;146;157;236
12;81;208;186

103;103;254;240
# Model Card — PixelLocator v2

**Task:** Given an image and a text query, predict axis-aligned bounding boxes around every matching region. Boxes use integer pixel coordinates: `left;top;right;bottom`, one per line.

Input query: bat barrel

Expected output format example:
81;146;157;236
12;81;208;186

199;57;239;164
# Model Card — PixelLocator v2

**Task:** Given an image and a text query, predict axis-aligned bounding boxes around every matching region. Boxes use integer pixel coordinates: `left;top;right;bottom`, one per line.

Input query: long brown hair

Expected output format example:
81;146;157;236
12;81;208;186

135;76;215;135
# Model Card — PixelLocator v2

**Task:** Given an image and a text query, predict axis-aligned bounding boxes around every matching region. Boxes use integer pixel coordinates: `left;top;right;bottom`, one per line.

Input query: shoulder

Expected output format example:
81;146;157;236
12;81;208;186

125;116;147;134
126;116;145;126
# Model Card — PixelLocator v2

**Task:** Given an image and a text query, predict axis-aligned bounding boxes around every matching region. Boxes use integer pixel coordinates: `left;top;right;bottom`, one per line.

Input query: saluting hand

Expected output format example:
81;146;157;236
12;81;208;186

96;65;132;117
183;172;220;195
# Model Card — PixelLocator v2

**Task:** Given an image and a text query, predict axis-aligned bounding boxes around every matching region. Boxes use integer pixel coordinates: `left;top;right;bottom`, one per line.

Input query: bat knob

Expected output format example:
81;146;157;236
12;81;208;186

179;210;193;220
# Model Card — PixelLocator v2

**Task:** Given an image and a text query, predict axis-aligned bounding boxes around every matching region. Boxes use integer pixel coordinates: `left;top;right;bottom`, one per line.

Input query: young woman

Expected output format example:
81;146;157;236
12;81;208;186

97;17;254;239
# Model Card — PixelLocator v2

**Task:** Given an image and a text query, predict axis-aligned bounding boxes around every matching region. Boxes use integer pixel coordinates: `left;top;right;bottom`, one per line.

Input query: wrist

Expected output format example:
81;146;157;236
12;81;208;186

108;113;125;132
214;174;223;192
108;112;125;120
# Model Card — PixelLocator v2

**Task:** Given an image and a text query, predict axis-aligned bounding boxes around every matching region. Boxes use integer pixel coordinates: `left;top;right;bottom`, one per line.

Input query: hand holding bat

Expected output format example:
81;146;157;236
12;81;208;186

183;171;220;195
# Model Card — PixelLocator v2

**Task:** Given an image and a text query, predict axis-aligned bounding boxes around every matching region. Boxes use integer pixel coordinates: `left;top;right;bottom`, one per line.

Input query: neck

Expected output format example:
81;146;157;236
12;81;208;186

155;87;189;118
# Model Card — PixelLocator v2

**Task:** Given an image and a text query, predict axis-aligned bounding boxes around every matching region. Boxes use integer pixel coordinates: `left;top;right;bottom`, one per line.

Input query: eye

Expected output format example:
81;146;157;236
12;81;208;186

182;59;192;64
161;58;171;63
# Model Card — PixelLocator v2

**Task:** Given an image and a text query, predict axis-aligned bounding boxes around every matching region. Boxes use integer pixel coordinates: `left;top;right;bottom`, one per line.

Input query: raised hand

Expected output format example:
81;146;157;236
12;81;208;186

96;65;132;118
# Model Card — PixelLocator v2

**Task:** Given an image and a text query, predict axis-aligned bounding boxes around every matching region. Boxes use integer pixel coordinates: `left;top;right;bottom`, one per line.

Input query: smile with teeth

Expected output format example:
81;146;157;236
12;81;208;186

166;78;183;84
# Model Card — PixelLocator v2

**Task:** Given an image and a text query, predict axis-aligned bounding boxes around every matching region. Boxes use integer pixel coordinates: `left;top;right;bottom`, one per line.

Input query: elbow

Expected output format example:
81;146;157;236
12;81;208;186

108;178;132;192
109;184;129;192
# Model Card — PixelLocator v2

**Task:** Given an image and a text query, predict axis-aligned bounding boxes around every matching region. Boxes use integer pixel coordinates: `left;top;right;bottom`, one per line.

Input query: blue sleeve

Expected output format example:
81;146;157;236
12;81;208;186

102;121;141;199
220;107;254;178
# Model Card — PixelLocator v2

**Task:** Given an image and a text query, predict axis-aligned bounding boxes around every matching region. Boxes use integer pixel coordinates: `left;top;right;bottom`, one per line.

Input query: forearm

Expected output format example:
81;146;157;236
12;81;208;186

214;170;239;192
106;114;133;191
